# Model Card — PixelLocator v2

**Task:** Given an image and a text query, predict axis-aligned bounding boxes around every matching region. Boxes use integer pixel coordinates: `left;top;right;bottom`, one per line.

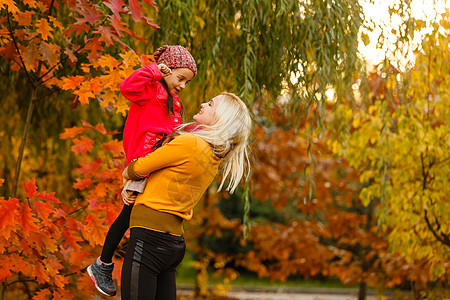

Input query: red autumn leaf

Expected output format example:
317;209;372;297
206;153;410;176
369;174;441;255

141;0;158;11
103;139;124;155
129;0;145;22
90;78;103;94
17;203;40;237
82;213;108;247
105;130;120;136
61;227;83;250
73;1;102;25
96;25;116;46
110;14;127;37
23;178;37;198
53;208;67;218
59;126;88;139
81;120;93;128
35;192;60;203
64;48;78;63
141;15;159;29
73;178;93;190
0;257;13;281
71;136;94;155
0;198;19;239
40;41;61;66
33;289;52;300
88;198;100;210
34;261;51;284
92;183;108;199
0;40;16;60
102;204;121;225
76;159;102;175
9;253;33;277
105;0;126;18
95;123;107;134
33;200;54;223
85;36;105;61
63;22;90;36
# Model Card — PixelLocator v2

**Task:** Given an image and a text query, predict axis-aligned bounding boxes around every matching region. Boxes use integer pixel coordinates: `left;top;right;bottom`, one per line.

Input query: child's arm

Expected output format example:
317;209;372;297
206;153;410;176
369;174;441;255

119;63;170;103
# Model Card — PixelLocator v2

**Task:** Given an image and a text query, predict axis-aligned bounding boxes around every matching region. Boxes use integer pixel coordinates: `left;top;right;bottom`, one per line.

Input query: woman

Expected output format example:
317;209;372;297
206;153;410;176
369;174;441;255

120;92;251;300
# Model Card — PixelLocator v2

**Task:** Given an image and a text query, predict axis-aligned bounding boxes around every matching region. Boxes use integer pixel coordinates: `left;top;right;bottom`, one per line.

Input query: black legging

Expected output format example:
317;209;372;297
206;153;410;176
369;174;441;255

100;204;134;263
121;227;186;300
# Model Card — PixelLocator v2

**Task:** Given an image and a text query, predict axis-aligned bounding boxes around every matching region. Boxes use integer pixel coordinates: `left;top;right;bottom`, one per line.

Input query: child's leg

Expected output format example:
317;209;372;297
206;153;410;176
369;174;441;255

100;203;134;263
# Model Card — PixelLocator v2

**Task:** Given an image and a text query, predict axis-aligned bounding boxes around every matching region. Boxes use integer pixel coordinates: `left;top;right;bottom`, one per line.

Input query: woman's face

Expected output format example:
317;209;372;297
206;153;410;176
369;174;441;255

165;68;194;94
193;95;222;125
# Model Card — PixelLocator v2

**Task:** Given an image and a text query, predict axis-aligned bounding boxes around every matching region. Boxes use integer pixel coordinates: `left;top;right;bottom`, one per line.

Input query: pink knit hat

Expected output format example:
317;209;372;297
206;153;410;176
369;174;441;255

153;45;197;77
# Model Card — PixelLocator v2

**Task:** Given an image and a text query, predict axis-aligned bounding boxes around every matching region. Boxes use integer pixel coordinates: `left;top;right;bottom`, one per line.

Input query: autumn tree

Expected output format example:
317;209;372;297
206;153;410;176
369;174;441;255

330;11;450;299
0;122;128;299
187;106;428;299
0;0;158;298
0;0;157;198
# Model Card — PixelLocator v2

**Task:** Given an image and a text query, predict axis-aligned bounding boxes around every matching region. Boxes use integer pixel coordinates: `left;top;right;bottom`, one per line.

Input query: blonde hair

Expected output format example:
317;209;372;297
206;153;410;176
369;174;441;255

178;92;251;193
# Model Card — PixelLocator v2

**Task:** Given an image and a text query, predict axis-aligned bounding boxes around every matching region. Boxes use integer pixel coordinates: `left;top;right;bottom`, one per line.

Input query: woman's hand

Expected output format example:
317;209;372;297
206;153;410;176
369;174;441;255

158;63;172;77
122;180;137;206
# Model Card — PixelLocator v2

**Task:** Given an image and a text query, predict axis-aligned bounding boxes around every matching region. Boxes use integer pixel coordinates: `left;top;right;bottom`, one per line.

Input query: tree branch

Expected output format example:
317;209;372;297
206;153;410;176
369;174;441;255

37;17;108;83
6;8;35;88
51;203;89;224
424;209;450;247
11;87;38;198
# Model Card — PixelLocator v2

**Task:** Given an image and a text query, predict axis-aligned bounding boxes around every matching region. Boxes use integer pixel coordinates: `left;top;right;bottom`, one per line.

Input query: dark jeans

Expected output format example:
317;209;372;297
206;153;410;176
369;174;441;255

100;204;133;263
121;227;186;300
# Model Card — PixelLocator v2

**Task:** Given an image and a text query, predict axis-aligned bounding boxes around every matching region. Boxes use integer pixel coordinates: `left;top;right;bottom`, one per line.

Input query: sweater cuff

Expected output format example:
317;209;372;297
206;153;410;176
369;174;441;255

127;160;143;181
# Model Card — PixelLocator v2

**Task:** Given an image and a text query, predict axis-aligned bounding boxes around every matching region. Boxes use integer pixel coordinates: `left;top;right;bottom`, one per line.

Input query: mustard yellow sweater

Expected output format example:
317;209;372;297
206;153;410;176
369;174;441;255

127;133;220;235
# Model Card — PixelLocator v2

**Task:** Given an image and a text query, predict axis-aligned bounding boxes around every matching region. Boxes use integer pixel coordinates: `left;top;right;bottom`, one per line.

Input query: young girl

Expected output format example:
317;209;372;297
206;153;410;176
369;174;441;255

120;92;251;300
87;45;197;297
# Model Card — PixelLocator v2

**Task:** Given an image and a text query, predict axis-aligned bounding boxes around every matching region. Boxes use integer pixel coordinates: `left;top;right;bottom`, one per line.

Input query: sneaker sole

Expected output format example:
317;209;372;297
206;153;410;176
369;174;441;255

87;265;117;297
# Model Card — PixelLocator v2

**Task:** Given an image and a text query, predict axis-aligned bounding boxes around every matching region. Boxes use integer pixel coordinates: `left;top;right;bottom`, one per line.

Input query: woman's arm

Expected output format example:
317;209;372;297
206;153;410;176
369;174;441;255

125;134;197;180
119;62;163;103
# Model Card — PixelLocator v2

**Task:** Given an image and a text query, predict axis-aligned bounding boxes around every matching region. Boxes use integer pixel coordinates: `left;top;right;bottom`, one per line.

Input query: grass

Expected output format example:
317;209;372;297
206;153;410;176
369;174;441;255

175;256;358;290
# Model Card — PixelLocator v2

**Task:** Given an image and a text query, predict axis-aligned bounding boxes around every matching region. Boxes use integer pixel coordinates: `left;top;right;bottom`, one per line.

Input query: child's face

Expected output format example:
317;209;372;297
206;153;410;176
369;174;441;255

165;68;194;94
193;95;222;126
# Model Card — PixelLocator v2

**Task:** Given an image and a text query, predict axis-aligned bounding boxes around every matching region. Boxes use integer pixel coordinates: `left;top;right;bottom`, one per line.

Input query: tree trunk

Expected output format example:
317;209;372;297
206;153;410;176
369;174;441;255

12;87;37;198
358;199;375;300
358;281;367;300
0;282;6;300
194;188;209;297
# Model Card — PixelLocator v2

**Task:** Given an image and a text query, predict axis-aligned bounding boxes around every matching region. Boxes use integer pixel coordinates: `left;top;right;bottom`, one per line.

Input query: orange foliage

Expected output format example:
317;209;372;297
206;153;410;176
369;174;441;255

0;122;126;298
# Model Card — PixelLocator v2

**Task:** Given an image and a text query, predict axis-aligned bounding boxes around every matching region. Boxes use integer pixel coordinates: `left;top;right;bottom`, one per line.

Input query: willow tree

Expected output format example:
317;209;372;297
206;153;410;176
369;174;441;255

135;0;362;119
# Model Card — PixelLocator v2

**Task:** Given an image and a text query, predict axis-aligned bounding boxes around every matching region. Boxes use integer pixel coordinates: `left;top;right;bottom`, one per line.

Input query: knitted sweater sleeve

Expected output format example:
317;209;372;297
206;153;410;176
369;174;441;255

119;62;163;103
127;134;196;180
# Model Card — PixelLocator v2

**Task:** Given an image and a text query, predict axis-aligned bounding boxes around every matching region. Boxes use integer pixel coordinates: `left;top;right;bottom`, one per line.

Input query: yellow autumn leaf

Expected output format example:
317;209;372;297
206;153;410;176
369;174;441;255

114;93;130;117
352;116;361;128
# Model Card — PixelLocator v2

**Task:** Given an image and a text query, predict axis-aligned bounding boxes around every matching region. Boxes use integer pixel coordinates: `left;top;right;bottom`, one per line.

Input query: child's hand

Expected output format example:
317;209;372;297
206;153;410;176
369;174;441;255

158;63;172;77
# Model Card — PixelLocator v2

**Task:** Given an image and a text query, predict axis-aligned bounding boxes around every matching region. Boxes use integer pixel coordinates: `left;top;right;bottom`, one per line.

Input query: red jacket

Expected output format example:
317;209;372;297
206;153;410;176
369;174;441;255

120;62;183;163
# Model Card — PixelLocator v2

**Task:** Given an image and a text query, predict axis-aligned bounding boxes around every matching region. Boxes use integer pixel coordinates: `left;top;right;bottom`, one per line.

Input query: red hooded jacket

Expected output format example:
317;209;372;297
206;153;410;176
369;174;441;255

120;62;183;163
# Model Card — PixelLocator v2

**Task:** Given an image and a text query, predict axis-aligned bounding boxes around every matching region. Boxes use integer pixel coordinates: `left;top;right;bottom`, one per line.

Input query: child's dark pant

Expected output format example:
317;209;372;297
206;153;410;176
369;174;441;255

100;204;133;263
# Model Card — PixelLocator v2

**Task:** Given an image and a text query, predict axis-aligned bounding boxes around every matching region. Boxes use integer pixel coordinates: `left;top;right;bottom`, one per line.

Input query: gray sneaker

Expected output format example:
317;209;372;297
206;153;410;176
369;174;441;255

87;257;116;296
